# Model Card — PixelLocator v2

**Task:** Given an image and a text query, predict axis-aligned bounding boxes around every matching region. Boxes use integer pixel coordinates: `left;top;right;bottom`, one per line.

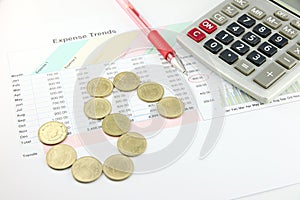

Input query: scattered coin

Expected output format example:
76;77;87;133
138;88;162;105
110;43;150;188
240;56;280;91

46;144;77;170
86;77;114;97
103;154;134;181
71;156;103;183
102;113;131;137
84;98;112;120
137;82;164;102
157;96;185;118
113;71;140;91
117;132;147;157
38;121;68;145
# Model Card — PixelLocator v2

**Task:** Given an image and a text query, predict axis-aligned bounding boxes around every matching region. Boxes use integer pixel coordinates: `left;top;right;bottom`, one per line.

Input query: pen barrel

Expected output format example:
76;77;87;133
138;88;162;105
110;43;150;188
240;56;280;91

147;30;175;60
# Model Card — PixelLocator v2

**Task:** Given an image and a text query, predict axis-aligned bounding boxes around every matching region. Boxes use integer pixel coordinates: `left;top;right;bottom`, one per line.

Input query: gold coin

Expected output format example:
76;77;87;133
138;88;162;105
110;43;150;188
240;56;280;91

113;71;140;91
157;96;185;118
102;113;131;137
46;144;77;170
84;98;112;120
117;132;147;157
71;156;102;183
38;121;68;145
86;77;114;97
137;82;164;102
103;154;134;181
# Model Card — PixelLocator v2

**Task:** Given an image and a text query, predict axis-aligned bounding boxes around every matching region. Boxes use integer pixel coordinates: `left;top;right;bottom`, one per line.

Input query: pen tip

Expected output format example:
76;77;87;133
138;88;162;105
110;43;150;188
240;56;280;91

183;71;188;76
170;55;188;76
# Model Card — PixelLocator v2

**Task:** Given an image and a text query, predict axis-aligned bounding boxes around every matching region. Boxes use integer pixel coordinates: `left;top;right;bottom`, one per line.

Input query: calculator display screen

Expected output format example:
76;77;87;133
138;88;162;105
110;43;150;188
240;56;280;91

271;0;300;16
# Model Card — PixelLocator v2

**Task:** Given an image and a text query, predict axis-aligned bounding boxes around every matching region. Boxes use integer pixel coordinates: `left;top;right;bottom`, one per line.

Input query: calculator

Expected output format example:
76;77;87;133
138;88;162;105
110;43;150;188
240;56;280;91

177;0;300;103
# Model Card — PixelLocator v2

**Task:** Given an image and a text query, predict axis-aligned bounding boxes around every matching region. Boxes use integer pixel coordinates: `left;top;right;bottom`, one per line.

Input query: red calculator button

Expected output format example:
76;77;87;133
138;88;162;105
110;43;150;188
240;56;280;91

187;28;206;43
199;19;217;34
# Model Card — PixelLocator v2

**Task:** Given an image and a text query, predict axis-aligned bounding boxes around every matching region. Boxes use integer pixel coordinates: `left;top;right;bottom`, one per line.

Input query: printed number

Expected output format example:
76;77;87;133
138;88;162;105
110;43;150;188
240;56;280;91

264;45;273;52
236;43;245;51
259;26;266;32
275;36;282;43
233;26;240;32
222;34;229;40
247;35;256;41
252;54;261;61
243;17;251;22
211;42;218;48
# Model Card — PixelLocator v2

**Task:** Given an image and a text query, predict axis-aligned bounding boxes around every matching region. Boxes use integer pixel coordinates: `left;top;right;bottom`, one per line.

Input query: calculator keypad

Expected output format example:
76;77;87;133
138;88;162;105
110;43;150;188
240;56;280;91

199;19;218;34
291;19;300;30
235;59;255;75
232;0;249;10
253;24;271;38
258;42;277;57
279;25;298;39
276;53;297;70
237;14;255;28
187;28;206;42
204;39;223;54
254;63;285;89
247;51;266;66
219;49;239;64
181;0;300;102
231;40;250;55
287;45;300;60
274;10;289;21
227;22;245;36
242;32;261;46
222;4;239;17
248;7;266;20
216;30;234;44
211;12;228;25
263;16;282;29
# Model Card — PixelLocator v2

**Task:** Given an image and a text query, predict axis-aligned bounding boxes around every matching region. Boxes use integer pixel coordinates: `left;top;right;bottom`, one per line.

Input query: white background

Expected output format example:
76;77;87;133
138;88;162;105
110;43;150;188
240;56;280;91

0;0;300;199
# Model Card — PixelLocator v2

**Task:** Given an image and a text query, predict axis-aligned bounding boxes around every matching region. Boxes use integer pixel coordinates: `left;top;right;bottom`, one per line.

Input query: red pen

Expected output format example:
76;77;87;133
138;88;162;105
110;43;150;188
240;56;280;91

116;0;187;75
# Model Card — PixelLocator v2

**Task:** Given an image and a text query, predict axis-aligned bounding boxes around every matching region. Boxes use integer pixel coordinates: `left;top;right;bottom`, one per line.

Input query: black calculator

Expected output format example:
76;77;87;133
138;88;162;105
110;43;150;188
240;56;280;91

177;0;300;103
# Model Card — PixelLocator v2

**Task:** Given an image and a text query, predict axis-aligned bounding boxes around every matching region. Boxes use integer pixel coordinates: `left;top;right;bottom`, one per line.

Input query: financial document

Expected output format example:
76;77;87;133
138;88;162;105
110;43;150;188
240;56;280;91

1;0;300;199
9;38;300;158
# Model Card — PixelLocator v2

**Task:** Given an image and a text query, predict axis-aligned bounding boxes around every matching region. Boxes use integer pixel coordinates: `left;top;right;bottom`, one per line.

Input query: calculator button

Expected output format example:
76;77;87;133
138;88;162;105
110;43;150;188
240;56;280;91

276;53;297;70
187;28;206;43
263;16;282;30
253;24;271;38
199;19;217;34
268;33;288;48
227;22;245;36
287;45;300;60
237;14;256;28
204;39;223;54
254;63;285;89
274;10;289;21
248;7;266;20
247;51;266;66
215;30;234;45
258;42;277;57
235;59;255;76
221;4;239;17
279;25;298;39
232;0;249;10
242;32;261;47
291;19;300;30
219;49;238;65
231;40;250;55
211;12;228;25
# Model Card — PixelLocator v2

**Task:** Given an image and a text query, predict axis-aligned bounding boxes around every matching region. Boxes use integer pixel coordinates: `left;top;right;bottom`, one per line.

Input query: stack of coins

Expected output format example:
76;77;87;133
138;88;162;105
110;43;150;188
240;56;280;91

38;71;185;183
